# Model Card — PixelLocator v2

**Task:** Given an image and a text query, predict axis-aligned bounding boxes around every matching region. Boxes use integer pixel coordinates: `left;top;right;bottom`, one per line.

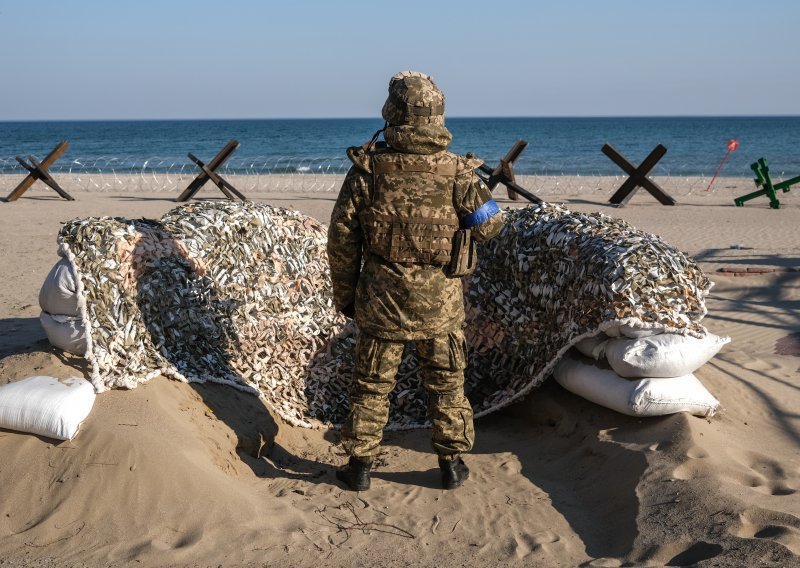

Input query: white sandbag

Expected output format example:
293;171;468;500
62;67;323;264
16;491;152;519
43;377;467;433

605;333;730;378
40;311;88;356
553;354;720;418
553;355;634;415
574;333;610;360
630;374;720;417
0;376;96;440
39;258;80;317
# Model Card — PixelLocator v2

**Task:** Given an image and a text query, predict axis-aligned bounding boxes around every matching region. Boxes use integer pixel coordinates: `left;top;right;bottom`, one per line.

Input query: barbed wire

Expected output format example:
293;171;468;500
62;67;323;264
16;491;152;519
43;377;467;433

0;155;775;196
0;156;352;194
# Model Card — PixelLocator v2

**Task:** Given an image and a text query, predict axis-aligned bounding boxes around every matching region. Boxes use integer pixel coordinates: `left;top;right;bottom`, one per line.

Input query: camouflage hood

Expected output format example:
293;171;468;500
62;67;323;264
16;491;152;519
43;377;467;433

382;71;452;155
384;124;452;155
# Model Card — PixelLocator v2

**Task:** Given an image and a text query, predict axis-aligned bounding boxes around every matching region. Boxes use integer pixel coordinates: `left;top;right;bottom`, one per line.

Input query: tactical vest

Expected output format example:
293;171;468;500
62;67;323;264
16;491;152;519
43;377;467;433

358;151;460;265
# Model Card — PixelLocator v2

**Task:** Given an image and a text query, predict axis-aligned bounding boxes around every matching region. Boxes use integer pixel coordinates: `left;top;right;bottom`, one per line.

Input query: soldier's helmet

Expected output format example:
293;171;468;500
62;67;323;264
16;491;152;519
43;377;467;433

382;71;446;127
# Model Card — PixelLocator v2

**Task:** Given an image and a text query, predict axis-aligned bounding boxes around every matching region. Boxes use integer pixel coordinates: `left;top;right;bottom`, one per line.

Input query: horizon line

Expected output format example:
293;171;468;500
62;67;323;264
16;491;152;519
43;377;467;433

2;114;799;123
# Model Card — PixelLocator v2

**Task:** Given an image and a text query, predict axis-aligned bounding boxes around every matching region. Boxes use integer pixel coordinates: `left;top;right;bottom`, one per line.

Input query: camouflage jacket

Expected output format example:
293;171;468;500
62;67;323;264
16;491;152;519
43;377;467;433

327;126;504;340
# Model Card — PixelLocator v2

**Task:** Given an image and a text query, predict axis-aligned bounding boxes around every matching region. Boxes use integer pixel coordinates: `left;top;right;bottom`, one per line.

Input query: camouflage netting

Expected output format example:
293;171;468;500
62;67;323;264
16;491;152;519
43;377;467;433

56;201;712;428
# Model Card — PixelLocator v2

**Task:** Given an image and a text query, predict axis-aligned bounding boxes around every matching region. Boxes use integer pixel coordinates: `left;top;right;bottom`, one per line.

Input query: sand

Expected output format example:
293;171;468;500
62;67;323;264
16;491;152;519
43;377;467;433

0;179;798;567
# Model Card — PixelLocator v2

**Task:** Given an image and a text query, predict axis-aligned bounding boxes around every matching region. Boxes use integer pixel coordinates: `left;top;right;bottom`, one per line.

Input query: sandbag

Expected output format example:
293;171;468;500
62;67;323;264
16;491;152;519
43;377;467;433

39;258;80;317
40;312;88;356
554;354;720;418
574;333;610;360
630;374;720;417
605;333;730;378
0;376;96;440
553;355;634;415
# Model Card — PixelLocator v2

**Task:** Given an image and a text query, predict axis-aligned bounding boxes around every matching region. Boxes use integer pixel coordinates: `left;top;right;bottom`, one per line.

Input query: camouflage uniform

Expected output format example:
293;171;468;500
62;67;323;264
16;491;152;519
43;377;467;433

328;71;504;461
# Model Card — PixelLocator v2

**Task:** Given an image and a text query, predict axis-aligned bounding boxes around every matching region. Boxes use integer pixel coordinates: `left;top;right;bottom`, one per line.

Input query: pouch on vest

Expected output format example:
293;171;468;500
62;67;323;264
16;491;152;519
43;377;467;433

360;210;457;264
445;229;477;277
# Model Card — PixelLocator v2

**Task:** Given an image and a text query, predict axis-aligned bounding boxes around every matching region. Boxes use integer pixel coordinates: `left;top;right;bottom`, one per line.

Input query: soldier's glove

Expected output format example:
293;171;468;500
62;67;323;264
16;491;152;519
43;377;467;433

341;303;355;319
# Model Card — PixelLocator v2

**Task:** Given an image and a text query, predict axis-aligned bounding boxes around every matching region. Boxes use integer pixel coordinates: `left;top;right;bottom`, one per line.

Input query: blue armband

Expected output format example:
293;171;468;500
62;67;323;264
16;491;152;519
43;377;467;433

461;199;500;229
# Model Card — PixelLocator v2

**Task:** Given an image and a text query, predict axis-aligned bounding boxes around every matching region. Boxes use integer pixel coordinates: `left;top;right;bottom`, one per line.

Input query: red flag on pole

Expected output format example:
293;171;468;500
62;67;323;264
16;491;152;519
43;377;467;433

706;139;739;192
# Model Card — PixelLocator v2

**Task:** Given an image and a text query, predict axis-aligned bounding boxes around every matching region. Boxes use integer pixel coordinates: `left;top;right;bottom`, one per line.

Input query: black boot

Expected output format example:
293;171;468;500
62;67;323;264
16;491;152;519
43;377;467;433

439;456;469;489
336;456;372;491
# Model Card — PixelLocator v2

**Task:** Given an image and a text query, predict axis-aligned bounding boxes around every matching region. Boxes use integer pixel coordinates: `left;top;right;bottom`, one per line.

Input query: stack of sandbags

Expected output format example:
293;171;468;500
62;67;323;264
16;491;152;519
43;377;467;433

554;325;729;417
39;256;88;356
43;201;719;429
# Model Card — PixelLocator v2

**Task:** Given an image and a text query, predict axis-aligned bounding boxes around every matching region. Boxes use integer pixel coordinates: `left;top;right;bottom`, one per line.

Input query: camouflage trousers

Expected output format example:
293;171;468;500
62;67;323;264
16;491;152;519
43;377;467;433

341;328;475;460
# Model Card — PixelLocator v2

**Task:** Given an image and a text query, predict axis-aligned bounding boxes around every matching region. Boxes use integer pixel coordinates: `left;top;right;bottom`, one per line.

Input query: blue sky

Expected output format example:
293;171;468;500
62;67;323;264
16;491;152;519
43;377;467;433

1;0;798;120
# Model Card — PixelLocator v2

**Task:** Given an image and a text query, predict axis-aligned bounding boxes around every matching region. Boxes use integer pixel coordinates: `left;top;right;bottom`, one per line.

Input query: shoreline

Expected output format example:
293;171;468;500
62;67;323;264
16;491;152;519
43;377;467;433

0;173;767;198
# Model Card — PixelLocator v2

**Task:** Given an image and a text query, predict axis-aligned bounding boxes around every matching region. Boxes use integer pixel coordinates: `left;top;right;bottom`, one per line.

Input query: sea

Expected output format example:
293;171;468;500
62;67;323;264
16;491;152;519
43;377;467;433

1;116;799;178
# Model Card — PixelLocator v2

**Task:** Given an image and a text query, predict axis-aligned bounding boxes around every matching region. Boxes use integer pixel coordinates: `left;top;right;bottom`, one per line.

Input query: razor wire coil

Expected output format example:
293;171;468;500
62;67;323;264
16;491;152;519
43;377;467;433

0;155;780;196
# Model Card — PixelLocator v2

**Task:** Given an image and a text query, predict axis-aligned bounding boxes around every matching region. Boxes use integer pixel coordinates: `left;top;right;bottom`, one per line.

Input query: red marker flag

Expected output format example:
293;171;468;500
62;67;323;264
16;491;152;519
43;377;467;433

706;139;740;192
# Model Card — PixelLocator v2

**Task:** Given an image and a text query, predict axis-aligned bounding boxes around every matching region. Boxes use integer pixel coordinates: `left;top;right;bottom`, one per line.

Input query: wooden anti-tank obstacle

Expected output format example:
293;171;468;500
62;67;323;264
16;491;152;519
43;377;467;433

734;158;800;209
176;139;247;202
602;143;675;206
475;140;542;204
4;140;74;201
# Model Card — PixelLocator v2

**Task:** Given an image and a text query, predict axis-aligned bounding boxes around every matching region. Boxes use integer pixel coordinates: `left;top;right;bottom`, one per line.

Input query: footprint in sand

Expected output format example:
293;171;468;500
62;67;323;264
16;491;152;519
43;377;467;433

685;445;709;460
665;541;724;566
269;478;308;497
148;527;204;551
508;530;561;559
671;445;712;481
499;458;522;475
732;451;797;497
671;460;709;482
675;447;799;498
734;508;800;555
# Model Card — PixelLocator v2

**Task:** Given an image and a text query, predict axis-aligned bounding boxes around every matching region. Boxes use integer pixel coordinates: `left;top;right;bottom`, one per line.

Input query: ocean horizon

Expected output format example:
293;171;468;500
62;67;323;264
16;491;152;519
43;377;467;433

2;116;799;177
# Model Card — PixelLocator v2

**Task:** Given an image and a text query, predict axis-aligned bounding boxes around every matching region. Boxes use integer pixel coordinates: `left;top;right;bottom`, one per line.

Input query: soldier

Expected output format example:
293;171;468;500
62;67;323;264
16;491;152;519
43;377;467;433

327;71;504;491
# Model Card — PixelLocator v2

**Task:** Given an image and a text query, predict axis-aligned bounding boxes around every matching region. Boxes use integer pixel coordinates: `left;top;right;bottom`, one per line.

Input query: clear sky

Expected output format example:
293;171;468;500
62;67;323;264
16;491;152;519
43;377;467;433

1;0;798;120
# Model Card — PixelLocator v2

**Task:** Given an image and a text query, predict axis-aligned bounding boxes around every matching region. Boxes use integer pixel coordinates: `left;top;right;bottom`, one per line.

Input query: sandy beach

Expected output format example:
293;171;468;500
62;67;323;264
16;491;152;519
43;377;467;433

0;179;798;567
